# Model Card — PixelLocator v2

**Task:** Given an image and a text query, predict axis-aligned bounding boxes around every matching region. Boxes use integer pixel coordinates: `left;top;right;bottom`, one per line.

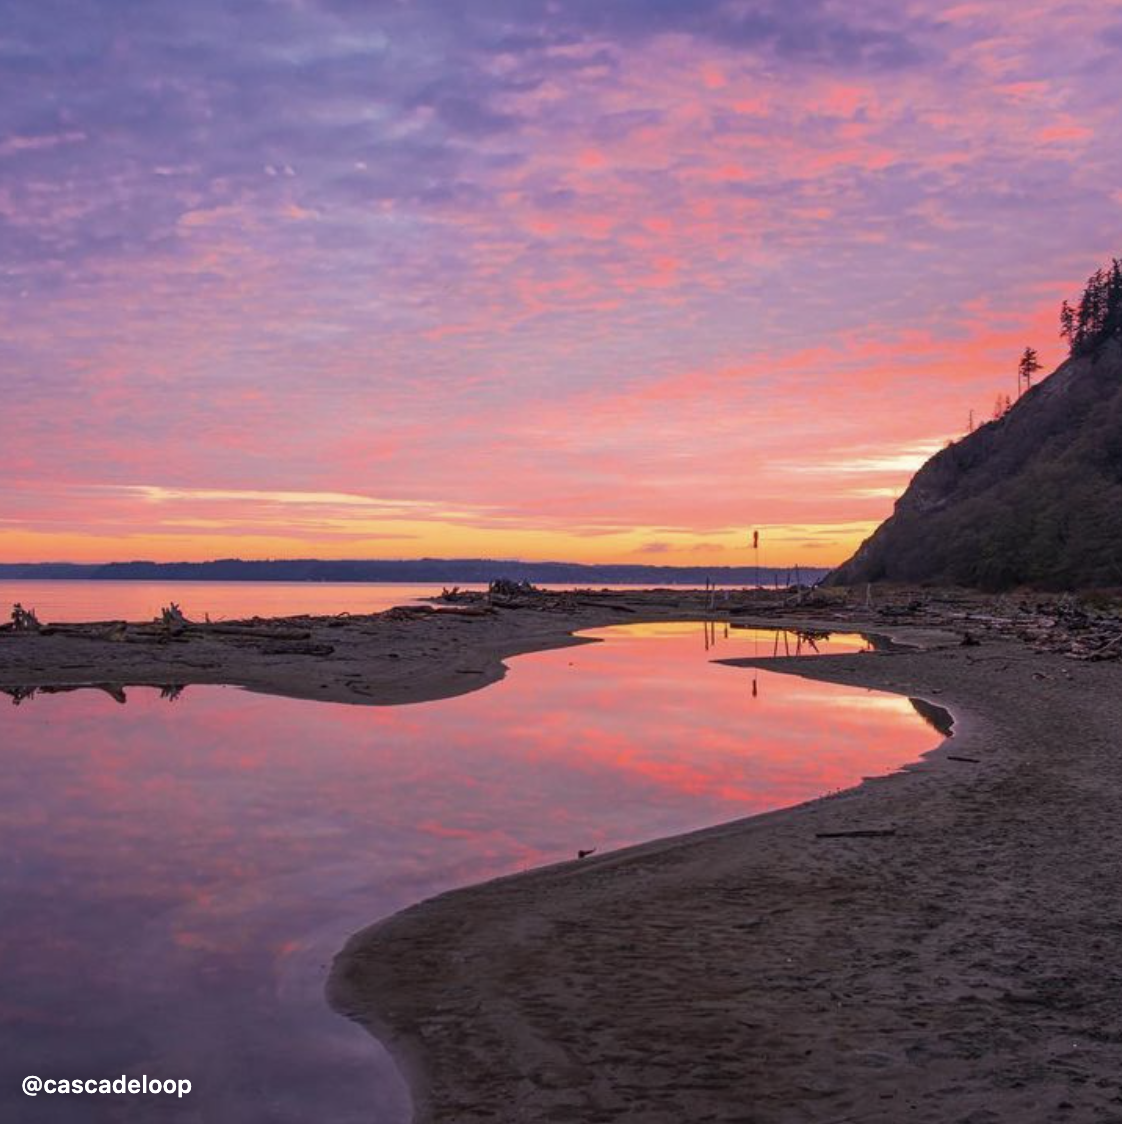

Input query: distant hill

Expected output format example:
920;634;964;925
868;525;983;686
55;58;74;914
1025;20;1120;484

0;558;829;587
827;339;1122;591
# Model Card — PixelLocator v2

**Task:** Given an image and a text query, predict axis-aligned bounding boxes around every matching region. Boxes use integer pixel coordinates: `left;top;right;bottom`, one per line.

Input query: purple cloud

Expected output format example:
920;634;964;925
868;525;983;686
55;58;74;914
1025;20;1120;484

3;0;1122;565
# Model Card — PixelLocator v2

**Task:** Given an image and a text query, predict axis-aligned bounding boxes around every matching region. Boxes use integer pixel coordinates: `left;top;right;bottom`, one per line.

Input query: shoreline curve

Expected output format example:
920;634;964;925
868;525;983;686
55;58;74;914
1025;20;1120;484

328;633;1122;1123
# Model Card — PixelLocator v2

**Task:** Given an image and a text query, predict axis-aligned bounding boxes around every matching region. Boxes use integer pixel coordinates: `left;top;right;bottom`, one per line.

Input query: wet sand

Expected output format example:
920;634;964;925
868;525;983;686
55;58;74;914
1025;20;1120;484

328;624;1122;1122
0;589;932;706
0;591;738;706
8;588;1122;1120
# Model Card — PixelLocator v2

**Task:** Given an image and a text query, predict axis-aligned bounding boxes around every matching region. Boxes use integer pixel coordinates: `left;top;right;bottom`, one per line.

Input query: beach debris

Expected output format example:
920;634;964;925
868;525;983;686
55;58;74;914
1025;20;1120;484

255;642;335;657
877;601;922;618
784;586;829;608
381;605;437;621
574;599;636;613
577;847;597;859
436;585;652;614
201;623;312;640
946;755;981;763
160;603;190;635
489;578;540;599
487;578;550;609
815;829;897;839
30;619;130;641
10;603;42;632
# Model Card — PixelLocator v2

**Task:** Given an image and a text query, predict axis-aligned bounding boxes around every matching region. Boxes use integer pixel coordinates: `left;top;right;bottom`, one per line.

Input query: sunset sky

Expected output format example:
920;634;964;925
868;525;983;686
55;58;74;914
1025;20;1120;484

3;0;1120;567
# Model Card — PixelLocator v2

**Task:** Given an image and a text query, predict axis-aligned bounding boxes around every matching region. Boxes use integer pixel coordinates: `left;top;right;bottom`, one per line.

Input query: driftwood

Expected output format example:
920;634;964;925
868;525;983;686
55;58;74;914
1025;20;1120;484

42;621;129;642
160;603;190;635
190;623;312;641
11;603;41;632
440;586;477;603
816;829;897;839
252;642;335;657
489;578;540;599
575;600;636;613
381;605;437;621
1089;633;1122;659
727;604;780;617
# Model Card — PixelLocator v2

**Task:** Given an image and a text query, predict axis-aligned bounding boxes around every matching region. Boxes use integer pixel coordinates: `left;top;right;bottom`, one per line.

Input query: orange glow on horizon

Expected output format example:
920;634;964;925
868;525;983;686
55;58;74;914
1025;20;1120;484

2;0;1106;569
0;518;881;568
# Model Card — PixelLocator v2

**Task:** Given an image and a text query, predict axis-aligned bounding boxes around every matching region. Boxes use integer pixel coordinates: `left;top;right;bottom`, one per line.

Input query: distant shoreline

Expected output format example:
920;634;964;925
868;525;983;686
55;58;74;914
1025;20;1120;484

0;576;807;585
0;559;830;586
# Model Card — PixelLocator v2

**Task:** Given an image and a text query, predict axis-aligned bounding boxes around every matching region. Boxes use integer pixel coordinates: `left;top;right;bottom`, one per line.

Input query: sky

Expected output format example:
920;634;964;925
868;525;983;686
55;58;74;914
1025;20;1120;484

3;0;1121;567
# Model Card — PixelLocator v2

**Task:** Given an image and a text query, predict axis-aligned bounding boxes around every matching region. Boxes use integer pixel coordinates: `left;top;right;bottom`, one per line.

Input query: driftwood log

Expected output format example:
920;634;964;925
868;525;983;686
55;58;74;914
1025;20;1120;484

10;603;41;633
160;603;190;635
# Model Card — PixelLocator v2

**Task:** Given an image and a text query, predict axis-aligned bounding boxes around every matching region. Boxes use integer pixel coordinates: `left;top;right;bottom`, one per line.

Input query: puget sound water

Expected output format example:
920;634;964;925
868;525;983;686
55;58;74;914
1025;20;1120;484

0;613;944;1122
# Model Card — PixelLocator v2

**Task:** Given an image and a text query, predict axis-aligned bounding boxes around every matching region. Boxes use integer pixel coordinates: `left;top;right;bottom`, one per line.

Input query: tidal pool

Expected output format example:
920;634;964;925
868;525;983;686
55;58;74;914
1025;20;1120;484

0;623;943;1122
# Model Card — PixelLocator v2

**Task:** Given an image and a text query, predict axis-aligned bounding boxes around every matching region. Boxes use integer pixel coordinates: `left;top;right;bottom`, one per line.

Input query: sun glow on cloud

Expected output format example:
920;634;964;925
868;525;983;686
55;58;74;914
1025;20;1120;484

2;0;1120;566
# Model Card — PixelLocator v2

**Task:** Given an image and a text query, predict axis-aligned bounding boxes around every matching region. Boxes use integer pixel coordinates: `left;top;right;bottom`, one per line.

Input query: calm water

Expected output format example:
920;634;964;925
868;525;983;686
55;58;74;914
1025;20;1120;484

0;580;462;623
0;580;752;625
0;623;942;1123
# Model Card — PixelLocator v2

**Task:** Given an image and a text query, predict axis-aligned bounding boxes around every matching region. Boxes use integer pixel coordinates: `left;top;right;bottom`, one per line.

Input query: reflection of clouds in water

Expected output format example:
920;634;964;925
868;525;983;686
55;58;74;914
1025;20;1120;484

0;625;938;1123
588;621;872;656
776;688;918;716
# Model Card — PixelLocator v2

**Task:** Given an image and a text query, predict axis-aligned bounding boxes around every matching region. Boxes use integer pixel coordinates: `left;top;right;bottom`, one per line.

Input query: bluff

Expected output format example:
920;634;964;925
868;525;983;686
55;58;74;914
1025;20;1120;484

827;340;1122;591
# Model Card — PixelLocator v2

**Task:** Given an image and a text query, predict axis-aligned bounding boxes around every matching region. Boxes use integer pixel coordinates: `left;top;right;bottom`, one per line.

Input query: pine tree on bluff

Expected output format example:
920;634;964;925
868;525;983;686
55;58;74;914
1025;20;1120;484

1061;257;1122;356
1060;300;1075;344
1017;346;1041;396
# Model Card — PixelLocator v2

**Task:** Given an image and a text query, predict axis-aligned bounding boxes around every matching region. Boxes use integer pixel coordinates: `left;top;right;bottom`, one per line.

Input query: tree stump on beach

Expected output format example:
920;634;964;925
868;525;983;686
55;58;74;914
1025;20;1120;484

11;603;41;633
160;603;190;636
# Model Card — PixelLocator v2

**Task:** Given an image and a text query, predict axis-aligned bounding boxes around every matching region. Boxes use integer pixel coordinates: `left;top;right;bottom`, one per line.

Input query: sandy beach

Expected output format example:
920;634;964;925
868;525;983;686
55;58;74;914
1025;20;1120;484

6;588;1122;1121
0;588;922;706
324;602;1122;1123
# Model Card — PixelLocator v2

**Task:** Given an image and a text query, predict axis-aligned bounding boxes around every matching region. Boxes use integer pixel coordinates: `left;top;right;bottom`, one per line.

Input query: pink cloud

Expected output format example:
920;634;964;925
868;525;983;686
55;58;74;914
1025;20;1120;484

3;0;1121;564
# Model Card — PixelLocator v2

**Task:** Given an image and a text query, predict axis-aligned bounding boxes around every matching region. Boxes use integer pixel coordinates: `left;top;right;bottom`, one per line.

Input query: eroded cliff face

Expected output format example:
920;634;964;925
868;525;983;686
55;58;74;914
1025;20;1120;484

827;341;1122;591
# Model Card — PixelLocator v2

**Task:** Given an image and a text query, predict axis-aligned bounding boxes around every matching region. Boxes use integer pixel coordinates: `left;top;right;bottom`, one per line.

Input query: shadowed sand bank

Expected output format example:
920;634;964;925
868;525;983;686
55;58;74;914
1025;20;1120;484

0;591;767;706
329;635;1122;1123
0;588;947;707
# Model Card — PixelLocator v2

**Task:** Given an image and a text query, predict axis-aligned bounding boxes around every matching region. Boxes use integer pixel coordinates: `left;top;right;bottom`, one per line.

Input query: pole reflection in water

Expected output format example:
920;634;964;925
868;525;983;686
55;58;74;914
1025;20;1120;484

0;622;941;1123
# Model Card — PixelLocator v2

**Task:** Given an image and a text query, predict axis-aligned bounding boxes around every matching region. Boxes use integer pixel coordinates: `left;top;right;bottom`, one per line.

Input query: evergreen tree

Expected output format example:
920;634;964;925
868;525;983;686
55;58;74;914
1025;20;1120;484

1017;346;1041;396
1059;300;1075;345
1064;257;1122;358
